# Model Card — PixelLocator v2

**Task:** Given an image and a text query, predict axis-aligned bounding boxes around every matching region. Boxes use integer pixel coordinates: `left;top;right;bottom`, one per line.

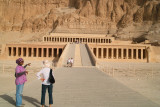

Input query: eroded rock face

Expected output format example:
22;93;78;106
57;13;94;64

0;0;160;33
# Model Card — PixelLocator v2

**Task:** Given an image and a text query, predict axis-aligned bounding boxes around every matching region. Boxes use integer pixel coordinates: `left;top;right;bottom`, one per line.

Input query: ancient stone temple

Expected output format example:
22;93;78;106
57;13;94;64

0;33;156;67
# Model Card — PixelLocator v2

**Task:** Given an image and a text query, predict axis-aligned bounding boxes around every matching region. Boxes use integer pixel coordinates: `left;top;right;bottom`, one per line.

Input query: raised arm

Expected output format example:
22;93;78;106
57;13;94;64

23;63;31;68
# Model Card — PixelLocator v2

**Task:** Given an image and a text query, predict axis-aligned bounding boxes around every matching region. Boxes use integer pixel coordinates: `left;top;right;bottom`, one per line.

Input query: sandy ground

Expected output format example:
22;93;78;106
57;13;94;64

0;60;160;106
98;62;160;105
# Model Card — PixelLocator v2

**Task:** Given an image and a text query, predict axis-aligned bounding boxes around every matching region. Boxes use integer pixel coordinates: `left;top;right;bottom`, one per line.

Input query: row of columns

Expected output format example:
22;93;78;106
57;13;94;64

8;47;63;58
93;48;147;60
44;37;112;43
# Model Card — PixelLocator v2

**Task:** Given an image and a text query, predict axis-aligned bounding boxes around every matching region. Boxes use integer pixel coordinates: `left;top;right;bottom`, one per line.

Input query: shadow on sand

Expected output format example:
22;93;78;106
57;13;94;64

23;96;41;107
0;94;15;106
0;94;43;107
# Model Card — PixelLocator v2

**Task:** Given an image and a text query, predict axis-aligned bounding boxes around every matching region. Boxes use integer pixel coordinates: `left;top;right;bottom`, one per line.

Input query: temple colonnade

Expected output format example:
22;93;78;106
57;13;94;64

6;44;64;58
90;45;148;62
43;36;113;44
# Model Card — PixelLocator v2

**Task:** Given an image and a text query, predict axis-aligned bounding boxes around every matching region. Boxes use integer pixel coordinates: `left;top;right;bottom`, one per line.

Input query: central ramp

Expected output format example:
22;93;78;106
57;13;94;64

60;43;95;67
61;43;76;67
80;44;94;66
52;67;159;107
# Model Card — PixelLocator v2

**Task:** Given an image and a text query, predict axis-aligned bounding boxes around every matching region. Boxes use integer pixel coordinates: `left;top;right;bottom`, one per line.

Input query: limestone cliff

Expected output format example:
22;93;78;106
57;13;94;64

0;0;160;41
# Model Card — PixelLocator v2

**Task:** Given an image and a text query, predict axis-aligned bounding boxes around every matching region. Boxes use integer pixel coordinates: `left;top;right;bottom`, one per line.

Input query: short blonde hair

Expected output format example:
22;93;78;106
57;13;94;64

43;60;50;68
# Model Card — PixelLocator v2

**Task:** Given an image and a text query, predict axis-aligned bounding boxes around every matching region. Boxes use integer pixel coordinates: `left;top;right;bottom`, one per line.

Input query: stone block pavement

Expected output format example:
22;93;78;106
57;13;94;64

0;67;159;107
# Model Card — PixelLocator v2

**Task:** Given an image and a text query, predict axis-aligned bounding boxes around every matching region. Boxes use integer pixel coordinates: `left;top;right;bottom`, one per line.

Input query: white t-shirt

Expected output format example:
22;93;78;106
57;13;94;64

37;67;54;85
67;59;71;63
70;59;74;63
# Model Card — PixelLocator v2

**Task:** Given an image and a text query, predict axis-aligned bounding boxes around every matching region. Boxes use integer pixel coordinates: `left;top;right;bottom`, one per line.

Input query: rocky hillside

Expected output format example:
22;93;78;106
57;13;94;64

0;0;160;42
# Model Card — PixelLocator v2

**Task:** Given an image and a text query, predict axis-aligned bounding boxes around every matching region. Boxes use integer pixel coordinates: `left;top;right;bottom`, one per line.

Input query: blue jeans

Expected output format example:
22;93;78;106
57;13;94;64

16;84;24;106
41;84;53;105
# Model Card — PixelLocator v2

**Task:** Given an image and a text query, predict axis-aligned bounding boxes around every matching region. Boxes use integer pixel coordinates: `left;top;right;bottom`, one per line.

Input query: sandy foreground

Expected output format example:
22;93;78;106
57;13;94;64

0;60;160;105
98;62;160;105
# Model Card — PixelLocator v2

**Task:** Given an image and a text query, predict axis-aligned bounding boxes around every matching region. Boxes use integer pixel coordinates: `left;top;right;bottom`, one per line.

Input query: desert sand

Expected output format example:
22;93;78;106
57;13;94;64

98;62;160;105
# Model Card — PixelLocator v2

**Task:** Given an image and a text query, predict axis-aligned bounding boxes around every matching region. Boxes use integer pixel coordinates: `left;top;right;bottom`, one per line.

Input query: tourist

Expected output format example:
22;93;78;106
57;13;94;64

37;60;54;107
70;58;74;67
15;58;30;107
67;58;71;67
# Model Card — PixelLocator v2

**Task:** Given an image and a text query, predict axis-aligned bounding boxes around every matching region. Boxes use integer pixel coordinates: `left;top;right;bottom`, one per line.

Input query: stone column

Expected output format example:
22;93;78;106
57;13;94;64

26;48;28;57
56;37;57;42
42;48;44;57
67;38;68;42
36;48;38;57
141;49;143;60
136;48;138;59
16;47;18;57
31;48;34;57
101;48;104;59
146;47;150;63
21;47;23;57
131;49;133;59
46;48;48;57
126;48;128;59
11;47;13;56
121;48;123;59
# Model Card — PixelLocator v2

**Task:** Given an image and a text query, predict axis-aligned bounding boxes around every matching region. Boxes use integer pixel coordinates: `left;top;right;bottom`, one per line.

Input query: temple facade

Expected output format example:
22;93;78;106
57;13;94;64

0;33;152;63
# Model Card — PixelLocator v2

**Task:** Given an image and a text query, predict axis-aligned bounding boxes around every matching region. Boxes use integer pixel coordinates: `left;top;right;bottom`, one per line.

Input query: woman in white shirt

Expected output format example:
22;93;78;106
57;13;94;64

37;60;54;107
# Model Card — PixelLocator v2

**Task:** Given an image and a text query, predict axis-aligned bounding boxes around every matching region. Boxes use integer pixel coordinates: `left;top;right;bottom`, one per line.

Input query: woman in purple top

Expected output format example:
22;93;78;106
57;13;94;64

15;58;30;107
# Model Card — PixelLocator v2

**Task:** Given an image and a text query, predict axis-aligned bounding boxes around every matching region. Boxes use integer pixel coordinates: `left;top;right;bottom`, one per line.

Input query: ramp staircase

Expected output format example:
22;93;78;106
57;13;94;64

58;43;95;67
59;43;76;67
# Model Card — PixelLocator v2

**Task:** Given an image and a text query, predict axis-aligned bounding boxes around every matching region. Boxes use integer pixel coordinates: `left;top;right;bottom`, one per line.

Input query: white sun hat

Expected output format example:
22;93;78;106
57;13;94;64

43;60;51;68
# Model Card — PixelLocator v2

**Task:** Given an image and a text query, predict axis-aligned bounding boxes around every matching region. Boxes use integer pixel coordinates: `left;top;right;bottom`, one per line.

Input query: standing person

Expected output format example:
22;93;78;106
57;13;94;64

15;58;30;107
67;58;70;67
70;58;74;67
37;60;54;107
